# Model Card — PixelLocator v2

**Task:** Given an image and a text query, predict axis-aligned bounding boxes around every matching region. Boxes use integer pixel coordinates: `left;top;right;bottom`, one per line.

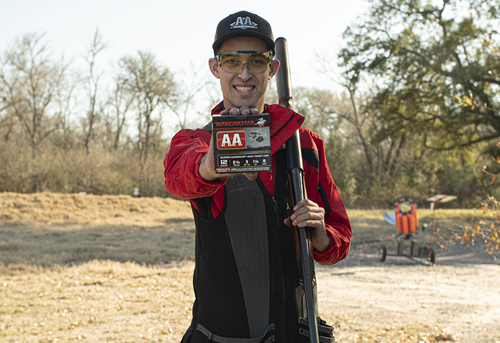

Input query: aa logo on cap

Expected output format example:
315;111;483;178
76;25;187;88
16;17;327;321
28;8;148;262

230;17;258;30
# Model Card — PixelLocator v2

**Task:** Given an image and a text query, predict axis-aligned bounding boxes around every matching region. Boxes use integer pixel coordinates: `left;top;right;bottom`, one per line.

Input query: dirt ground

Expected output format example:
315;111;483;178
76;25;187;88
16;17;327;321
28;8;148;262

0;192;499;343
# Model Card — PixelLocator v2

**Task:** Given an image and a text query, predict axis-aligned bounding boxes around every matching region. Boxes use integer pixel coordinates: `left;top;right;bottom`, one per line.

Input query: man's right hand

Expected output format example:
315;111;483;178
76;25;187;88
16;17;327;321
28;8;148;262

199;106;260;182
219;107;259;116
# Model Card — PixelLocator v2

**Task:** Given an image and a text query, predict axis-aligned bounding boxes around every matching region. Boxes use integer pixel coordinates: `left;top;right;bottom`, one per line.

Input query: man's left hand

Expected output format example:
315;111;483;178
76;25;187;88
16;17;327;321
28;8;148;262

284;199;330;252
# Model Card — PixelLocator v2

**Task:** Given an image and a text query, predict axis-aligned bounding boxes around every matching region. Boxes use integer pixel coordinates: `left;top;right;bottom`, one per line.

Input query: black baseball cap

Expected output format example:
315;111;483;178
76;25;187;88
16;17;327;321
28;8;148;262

213;11;275;55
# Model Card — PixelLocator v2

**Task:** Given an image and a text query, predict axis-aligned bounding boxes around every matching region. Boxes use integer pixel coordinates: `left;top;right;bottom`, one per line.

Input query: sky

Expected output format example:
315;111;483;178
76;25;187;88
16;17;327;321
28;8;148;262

1;0;369;132
1;0;369;85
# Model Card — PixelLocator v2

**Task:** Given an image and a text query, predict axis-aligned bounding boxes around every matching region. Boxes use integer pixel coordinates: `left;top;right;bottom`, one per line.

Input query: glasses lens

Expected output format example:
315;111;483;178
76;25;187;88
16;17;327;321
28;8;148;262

219;54;244;73
218;52;271;73
247;56;270;73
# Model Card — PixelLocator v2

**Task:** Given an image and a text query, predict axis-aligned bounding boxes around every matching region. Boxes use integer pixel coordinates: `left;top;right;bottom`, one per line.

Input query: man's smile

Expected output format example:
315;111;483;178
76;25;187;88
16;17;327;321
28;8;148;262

234;85;255;94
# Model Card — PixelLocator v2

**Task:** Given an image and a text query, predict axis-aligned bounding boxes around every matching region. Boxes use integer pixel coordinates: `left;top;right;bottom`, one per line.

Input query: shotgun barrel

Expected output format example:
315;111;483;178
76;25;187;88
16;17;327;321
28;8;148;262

275;37;320;343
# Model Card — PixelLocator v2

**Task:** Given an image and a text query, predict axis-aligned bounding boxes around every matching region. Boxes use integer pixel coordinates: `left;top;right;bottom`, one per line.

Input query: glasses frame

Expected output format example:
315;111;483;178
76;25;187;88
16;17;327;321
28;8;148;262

216;50;274;74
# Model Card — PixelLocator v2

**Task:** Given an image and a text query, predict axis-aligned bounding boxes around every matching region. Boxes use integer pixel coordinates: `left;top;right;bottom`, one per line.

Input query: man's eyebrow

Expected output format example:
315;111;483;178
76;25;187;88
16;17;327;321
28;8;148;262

219;51;259;54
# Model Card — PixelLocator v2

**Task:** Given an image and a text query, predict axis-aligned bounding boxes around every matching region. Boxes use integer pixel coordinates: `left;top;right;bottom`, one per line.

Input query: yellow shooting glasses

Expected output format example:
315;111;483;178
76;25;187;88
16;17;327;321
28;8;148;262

216;50;273;74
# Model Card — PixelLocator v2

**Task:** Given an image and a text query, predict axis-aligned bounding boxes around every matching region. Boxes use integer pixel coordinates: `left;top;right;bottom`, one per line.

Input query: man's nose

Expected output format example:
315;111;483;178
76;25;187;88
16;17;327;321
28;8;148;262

237;64;252;81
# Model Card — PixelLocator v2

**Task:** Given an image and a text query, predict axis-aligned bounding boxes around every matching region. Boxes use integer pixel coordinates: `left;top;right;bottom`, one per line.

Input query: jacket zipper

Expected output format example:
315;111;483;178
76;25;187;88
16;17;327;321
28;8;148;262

272;196;280;227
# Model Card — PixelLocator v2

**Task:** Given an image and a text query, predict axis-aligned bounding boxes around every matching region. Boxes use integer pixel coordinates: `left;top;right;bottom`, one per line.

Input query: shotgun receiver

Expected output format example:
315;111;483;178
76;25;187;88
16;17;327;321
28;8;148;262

275;37;320;343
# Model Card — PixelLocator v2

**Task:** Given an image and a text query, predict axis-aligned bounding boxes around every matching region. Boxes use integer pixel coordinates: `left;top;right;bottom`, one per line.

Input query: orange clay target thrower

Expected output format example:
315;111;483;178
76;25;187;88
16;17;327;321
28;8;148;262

396;199;418;235
379;198;436;265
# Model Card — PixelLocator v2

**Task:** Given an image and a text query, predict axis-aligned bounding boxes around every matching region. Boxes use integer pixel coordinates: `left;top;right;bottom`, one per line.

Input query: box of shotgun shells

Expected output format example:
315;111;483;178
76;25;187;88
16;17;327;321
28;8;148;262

212;113;272;174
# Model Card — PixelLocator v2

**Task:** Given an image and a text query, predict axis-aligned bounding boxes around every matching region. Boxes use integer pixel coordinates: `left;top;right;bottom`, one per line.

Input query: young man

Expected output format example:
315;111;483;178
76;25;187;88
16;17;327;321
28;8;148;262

164;10;351;343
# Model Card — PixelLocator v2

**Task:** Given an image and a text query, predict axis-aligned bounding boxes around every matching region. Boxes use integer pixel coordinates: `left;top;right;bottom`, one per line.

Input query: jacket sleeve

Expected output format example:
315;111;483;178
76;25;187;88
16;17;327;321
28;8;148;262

164;129;226;199
309;134;352;266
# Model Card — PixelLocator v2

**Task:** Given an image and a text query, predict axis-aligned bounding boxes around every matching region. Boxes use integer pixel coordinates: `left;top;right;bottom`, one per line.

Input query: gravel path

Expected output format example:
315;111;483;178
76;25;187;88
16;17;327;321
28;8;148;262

316;247;500;343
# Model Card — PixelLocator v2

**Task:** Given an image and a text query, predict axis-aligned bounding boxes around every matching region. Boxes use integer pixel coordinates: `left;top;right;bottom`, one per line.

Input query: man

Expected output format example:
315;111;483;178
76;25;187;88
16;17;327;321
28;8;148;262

164;10;351;343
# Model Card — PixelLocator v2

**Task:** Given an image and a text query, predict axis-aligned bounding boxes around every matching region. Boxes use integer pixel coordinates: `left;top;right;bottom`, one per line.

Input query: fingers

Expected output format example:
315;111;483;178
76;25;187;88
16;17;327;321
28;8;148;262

284;199;330;251
199;138;218;181
290;214;324;228
221;107;259;116
285;199;325;229
285;199;330;252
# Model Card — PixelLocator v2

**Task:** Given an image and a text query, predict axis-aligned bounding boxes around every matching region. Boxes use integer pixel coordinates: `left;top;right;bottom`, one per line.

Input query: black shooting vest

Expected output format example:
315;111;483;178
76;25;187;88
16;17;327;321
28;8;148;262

183;145;312;343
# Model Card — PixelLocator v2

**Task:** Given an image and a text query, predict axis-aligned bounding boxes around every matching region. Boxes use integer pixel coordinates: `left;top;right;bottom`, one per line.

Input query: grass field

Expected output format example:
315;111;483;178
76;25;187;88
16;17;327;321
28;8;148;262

1;192;498;343
1;260;193;342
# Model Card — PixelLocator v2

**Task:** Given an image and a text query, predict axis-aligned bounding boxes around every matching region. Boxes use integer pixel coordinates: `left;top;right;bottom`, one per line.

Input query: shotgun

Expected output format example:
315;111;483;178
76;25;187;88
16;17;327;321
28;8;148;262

275;37;320;343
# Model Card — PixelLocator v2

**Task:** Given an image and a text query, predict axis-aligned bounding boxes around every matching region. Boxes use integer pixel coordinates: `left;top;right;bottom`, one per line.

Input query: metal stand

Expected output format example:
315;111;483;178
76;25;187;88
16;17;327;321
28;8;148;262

379;233;435;266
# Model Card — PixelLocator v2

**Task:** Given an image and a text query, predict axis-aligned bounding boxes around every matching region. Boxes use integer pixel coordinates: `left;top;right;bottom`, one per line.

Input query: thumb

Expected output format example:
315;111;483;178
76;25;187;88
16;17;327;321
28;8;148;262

284;216;292;226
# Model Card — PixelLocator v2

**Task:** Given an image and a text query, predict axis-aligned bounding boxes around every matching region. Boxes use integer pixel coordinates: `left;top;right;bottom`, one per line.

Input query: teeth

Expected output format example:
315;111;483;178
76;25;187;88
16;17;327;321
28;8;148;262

235;86;253;92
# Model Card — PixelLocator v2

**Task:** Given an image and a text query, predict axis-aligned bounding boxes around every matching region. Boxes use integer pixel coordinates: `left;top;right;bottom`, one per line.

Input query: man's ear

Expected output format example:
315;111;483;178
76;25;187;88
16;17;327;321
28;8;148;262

209;58;220;79
268;60;280;80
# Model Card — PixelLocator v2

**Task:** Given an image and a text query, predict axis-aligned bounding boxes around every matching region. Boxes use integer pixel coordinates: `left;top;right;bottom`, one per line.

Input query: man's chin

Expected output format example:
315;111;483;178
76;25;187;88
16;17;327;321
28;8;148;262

230;100;257;110
225;94;264;112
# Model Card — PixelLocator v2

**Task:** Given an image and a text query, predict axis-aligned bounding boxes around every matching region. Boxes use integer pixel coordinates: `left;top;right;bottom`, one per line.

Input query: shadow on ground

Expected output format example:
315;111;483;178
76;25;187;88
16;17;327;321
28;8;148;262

331;216;498;268
1;215;496;269
0;218;196;268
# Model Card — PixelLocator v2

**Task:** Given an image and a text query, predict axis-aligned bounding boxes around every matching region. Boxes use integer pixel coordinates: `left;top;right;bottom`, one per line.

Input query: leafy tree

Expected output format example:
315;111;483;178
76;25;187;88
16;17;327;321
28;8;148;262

339;0;500;150
434;193;500;259
292;86;406;206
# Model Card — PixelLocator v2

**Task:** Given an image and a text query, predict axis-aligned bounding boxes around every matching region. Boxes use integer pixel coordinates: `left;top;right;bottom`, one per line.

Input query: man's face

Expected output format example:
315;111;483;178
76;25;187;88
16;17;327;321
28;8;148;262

209;36;280;113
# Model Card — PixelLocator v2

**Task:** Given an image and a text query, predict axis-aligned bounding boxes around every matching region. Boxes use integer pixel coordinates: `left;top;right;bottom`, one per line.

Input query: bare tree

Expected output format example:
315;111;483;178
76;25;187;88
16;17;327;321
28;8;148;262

2;33;68;191
4;33;67;157
118;51;175;166
314;54;408;179
102;77;136;151
0;60;17;141
54;72;78;149
167;62;212;130
83;29;109;155
295;81;376;172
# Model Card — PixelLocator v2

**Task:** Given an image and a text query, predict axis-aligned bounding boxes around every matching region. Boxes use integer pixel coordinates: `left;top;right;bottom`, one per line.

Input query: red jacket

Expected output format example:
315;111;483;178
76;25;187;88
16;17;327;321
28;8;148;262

164;103;351;265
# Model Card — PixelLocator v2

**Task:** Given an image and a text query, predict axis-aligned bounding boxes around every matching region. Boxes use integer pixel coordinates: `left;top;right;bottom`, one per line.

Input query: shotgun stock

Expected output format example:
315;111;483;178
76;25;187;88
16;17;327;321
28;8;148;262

275;37;320;343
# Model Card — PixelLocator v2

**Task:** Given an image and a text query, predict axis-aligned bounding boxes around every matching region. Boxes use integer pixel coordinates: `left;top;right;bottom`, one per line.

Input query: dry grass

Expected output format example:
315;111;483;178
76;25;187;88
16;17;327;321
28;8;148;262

0;192;192;226
0;260;194;342
0;262;459;343
1;192;495;342
0;261;457;343
0;193;195;267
